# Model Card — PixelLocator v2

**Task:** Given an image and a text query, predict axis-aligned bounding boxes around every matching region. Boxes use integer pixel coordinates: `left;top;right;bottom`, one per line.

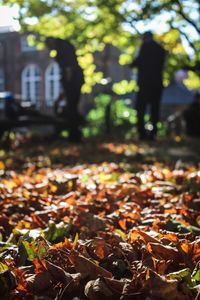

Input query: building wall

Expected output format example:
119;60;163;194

0;31;52;106
0;31;132;113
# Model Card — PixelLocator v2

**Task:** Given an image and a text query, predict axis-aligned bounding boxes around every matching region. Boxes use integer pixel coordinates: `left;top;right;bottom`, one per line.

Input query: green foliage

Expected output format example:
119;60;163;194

0;262;8;273
112;80;138;95
166;262;200;289
43;219;73;243
164;219;200;234
83;93;137;137
83;94;111;136
167;268;193;287
192;261;200;283
157;122;167;137
112;99;137;126
184;71;200;90
15;231;49;263
21;239;48;261
83;93;170;138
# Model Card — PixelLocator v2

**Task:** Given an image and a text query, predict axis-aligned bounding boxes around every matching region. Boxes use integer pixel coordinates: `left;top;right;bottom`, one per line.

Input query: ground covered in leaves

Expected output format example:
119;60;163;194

0;137;200;300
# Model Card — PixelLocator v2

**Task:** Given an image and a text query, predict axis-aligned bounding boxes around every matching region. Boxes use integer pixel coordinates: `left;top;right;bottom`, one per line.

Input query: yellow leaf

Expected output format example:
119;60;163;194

0;161;5;170
72;233;79;249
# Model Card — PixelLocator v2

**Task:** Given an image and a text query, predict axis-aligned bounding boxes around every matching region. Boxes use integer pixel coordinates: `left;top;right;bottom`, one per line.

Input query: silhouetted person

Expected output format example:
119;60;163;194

130;31;166;140
46;37;84;142
183;92;200;137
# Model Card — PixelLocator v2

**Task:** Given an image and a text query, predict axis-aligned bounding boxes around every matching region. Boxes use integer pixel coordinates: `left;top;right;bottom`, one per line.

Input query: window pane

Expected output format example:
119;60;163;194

22;64;41;104
26;68;30;77
34;67;40;76
35;81;40;100
50;66;54;76
26;81;30;99
50;80;54;98
45;63;61;105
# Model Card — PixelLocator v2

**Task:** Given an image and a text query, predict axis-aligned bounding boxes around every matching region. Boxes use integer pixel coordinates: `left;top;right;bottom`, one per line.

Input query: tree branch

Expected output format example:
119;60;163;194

176;0;200;35
170;20;197;55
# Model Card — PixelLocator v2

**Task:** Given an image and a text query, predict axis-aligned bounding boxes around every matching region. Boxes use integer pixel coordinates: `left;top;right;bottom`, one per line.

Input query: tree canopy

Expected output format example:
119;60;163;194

1;0;200;92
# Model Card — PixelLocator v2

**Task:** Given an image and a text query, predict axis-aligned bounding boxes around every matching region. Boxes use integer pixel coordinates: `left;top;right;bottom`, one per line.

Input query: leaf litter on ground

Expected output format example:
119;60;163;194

0;139;199;299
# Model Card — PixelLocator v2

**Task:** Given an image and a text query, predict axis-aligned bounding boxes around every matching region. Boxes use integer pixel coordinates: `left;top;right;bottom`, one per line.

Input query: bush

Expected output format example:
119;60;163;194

83;94;137;138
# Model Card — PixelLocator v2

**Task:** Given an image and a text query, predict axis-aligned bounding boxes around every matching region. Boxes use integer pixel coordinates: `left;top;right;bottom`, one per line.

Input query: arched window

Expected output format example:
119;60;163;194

21;64;41;104
45;62;61;106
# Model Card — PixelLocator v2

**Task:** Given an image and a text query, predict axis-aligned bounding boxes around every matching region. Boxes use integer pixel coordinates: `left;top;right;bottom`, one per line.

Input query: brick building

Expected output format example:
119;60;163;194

0;30;132;113
0;31;61;110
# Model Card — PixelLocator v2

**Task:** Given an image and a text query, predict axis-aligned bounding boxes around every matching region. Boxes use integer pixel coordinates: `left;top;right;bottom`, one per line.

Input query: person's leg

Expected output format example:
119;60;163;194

65;84;82;142
136;89;147;139
62;66;84;142
150;88;162;139
150;101;159;138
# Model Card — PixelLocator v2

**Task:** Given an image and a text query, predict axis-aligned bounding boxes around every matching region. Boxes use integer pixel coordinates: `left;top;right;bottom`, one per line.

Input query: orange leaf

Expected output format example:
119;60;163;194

119;219;127;231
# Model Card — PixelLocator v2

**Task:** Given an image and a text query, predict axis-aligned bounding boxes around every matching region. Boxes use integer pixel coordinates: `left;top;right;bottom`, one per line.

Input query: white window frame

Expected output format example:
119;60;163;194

45;62;61;106
21;64;41;105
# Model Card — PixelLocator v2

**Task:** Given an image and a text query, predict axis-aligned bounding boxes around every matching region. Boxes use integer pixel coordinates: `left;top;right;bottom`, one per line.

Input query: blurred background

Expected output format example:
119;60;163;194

0;0;199;140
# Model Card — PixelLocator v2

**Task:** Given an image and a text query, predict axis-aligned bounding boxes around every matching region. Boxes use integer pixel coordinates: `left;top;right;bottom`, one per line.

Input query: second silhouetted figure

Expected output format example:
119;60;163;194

46;37;84;142
130;31;166;140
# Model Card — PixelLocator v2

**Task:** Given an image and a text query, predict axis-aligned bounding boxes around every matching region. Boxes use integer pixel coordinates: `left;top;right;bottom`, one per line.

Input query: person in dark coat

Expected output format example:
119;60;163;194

46;37;84;142
130;31;166;140
183;92;200;137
